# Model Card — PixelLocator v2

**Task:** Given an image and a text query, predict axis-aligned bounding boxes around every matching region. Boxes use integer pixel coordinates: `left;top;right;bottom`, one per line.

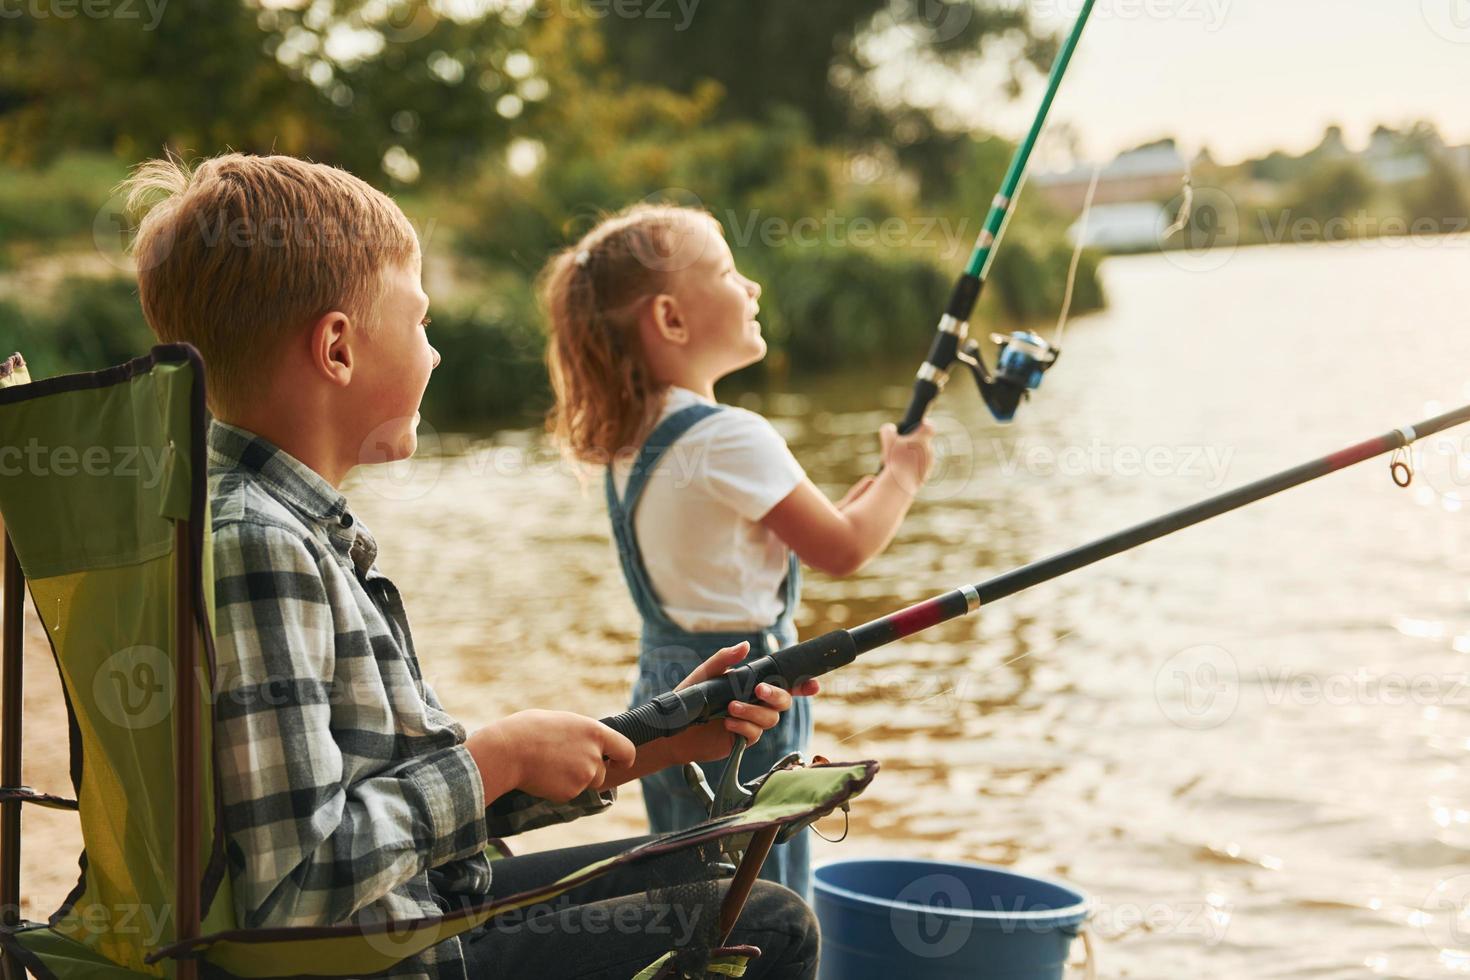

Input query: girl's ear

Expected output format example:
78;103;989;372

648;294;689;346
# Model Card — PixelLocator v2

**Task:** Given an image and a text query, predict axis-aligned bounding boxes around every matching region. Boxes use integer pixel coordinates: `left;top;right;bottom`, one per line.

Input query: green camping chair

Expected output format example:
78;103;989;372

0;344;877;979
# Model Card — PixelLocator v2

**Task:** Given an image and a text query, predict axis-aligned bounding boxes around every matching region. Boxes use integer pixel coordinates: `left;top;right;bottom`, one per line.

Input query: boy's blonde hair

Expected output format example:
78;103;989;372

542;203;715;465
122;153;419;416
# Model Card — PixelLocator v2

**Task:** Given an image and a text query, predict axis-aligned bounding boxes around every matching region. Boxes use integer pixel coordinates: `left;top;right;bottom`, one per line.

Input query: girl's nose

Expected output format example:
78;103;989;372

430;345;442;370
748;278;762;301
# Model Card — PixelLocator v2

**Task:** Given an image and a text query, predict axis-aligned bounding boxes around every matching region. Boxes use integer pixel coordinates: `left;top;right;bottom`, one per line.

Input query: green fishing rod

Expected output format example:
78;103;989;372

899;0;1096;431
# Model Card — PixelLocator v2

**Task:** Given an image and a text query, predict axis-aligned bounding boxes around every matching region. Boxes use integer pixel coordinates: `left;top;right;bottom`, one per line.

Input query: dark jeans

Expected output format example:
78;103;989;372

456;835;819;980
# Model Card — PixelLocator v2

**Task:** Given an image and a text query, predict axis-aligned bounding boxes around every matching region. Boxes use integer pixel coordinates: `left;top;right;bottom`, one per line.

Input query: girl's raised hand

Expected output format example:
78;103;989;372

878;421;936;492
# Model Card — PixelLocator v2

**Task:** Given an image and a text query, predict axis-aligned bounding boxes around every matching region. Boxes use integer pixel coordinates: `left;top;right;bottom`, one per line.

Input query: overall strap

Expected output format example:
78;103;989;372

604;403;724;632
778;548;802;621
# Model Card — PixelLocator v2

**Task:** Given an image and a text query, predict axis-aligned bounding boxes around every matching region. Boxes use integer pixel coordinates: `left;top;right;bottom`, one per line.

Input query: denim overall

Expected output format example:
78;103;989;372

605;403;813;899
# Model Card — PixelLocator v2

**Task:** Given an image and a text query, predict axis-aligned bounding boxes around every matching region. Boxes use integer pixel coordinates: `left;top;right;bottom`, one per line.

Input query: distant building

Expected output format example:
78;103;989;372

1034;140;1188;213
1066;202;1169;252
1362;126;1431;184
1446;145;1470;178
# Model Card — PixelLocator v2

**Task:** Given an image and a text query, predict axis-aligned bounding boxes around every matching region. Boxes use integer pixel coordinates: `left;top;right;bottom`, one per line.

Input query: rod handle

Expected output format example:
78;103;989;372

600;630;857;746
896;382;938;436
894;275;984;437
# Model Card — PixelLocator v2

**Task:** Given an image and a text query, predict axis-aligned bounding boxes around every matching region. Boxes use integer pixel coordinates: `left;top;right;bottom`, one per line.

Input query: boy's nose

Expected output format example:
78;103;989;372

748;279;762;301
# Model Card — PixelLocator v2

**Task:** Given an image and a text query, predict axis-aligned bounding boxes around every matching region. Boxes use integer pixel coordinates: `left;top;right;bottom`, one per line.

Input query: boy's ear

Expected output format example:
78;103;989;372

647;294;689;346
309;311;354;387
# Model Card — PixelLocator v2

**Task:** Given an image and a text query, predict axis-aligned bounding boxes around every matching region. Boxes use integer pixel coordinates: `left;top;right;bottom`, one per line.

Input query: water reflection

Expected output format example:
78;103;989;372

352;238;1470;976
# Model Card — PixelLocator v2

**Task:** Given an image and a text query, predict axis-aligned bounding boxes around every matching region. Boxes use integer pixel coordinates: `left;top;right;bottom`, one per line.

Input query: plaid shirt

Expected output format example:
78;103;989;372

208;422;612;979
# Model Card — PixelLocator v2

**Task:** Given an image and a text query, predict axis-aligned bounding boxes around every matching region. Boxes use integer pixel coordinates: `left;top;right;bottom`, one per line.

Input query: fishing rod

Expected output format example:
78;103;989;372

603;401;1470;745
899;0;1096;430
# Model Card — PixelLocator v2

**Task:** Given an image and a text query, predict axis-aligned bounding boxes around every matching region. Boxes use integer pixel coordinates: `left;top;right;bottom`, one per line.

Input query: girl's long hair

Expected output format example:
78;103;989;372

541;203;712;465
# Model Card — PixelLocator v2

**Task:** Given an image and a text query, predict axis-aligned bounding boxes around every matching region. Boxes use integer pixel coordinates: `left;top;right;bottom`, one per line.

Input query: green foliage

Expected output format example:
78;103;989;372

0;154;125;246
596;0;1045;143
0;0;535;184
0;1;1105;425
1284;160;1375;225
452;77;1102;403
1402;154;1470;223
1;276;154;381
739;246;954;371
416;282;552;426
0;1;313;165
458;96;835;265
987;230;1103;324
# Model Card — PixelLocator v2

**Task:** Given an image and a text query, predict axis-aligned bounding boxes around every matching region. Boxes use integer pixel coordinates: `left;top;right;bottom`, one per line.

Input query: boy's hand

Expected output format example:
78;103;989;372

467;710;635;804
879;421;936;493
673;642;821;765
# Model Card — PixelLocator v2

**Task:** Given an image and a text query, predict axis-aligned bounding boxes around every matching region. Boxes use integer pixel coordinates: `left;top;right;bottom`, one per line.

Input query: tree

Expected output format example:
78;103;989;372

595;0;1048;143
0;0;536;183
1287;161;1374;225
1403;153;1470;224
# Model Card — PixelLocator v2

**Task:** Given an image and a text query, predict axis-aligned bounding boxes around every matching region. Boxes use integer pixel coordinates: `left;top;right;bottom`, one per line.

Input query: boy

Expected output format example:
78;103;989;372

122;153;820;979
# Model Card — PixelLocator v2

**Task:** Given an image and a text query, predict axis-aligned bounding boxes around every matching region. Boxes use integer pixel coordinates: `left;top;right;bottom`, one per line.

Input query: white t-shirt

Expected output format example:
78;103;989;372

611;387;806;633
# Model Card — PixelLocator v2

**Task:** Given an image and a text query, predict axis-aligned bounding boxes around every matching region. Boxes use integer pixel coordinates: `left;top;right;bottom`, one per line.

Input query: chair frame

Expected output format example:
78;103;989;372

2;537;24;980
0;349;207;980
0;345;792;980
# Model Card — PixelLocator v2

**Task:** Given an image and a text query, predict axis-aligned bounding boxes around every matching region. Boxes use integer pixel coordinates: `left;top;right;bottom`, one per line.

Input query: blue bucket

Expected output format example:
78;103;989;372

813;858;1090;980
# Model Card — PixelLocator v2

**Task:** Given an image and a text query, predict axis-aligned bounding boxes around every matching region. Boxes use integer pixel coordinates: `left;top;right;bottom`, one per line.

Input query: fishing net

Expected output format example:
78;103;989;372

643;839;725;978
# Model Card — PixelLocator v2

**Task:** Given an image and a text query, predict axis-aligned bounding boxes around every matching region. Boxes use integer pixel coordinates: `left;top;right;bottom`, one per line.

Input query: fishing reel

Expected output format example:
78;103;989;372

684;741;806;866
956;329;1061;423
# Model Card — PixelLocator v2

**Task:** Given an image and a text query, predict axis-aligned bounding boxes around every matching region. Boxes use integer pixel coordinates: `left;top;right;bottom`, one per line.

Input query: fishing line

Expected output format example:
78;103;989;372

832;629;1079;746
1054;163;1103;349
603;402;1470;747
895;0;1097;432
1162;163;1195;241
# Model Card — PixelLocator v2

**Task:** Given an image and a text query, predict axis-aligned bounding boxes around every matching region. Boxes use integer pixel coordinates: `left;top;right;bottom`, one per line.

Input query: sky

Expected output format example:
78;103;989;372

937;0;1470;166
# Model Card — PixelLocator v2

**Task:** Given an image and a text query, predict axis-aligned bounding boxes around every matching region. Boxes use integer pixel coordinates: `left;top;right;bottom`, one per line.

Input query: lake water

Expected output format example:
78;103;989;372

14;235;1470;976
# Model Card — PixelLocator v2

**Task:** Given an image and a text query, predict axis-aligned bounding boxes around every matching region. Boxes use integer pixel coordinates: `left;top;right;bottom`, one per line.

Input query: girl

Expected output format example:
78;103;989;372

541;204;935;898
